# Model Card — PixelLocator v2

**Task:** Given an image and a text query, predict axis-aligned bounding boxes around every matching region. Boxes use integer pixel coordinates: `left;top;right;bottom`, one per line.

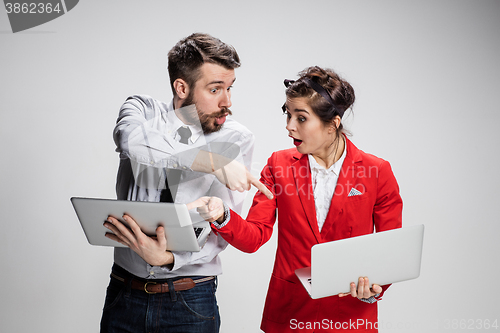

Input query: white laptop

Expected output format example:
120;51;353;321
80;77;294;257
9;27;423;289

295;224;424;299
70;197;211;252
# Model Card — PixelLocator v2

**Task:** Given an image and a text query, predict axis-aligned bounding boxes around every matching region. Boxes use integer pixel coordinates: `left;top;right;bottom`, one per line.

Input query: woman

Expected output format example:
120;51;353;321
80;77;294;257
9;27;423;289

197;66;402;332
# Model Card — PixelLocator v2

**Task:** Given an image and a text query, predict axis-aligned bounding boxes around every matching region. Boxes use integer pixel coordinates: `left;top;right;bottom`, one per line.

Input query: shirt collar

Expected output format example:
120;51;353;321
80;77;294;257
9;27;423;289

166;100;203;144
308;140;347;176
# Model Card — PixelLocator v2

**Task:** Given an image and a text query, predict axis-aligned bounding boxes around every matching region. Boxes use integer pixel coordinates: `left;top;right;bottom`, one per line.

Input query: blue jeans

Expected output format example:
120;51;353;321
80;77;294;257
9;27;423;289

100;265;220;333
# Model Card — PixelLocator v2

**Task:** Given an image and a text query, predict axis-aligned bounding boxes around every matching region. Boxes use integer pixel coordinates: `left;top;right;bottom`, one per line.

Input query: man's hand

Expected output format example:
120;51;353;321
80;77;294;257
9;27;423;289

187;196;225;223
212;159;274;200
192;150;274;200
104;215;174;267
338;277;382;300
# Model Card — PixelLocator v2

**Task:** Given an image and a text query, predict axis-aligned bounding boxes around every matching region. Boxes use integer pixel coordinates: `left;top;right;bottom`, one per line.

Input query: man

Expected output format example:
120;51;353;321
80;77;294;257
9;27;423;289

100;33;272;333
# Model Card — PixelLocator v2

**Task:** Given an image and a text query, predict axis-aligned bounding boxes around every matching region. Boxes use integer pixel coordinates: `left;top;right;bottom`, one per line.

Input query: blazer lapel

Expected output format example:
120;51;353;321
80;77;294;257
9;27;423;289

321;138;361;239
292;153;322;244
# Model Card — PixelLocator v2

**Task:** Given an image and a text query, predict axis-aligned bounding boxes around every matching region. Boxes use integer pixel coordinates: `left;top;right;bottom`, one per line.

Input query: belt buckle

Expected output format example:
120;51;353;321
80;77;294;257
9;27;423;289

144;281;157;294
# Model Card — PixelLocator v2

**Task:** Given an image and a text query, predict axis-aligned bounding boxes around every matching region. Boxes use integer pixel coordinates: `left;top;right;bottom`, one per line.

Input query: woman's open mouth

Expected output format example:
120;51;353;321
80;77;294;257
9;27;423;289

289;135;302;146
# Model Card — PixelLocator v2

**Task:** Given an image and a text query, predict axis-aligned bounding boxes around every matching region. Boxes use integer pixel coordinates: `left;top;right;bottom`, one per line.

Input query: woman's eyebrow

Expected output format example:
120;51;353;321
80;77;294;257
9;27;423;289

292;108;309;114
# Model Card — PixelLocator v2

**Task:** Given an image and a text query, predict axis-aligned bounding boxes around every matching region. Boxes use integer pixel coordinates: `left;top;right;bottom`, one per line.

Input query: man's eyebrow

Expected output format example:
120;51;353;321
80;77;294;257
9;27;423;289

206;78;236;86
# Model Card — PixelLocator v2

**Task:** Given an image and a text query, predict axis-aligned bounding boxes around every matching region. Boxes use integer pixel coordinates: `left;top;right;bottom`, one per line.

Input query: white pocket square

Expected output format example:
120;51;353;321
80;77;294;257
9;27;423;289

348;188;363;197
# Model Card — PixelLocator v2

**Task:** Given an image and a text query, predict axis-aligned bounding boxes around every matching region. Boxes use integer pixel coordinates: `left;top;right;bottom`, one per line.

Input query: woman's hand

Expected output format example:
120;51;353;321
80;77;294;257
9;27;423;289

103;215;173;267
338;277;382;300
188;196;225;223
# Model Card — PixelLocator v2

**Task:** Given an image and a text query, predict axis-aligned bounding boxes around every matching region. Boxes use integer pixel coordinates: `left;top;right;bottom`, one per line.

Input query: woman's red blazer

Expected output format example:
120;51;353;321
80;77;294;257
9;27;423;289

213;137;403;332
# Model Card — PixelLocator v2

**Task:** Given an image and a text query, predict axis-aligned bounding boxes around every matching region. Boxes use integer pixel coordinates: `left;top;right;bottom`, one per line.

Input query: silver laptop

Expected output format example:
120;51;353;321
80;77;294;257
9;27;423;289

70;197;211;252
295;224;424;299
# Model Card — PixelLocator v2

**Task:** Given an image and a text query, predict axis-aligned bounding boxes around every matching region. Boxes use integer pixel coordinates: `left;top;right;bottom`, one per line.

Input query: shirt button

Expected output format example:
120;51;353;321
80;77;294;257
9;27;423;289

173;164;178;168
149;271;155;276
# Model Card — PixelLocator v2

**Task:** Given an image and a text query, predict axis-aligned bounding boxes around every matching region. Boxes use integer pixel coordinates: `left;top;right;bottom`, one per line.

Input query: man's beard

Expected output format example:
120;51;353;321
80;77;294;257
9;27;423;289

180;93;233;134
197;107;232;134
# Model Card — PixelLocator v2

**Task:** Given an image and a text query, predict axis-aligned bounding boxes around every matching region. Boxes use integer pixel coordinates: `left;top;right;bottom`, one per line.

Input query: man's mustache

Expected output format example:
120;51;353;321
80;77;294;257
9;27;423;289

206;107;233;118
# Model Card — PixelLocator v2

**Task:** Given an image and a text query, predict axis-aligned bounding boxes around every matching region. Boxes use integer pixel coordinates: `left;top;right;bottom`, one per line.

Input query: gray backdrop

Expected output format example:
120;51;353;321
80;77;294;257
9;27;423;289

1;0;499;332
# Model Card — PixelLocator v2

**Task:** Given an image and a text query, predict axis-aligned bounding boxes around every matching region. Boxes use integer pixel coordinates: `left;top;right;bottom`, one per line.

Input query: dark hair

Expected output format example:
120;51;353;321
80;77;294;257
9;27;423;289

285;66;355;134
167;33;241;95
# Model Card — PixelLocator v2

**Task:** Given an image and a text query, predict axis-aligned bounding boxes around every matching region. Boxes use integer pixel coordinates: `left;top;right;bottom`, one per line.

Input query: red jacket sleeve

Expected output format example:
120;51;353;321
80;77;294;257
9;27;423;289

211;153;278;253
373;159;403;232
372;159;403;299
